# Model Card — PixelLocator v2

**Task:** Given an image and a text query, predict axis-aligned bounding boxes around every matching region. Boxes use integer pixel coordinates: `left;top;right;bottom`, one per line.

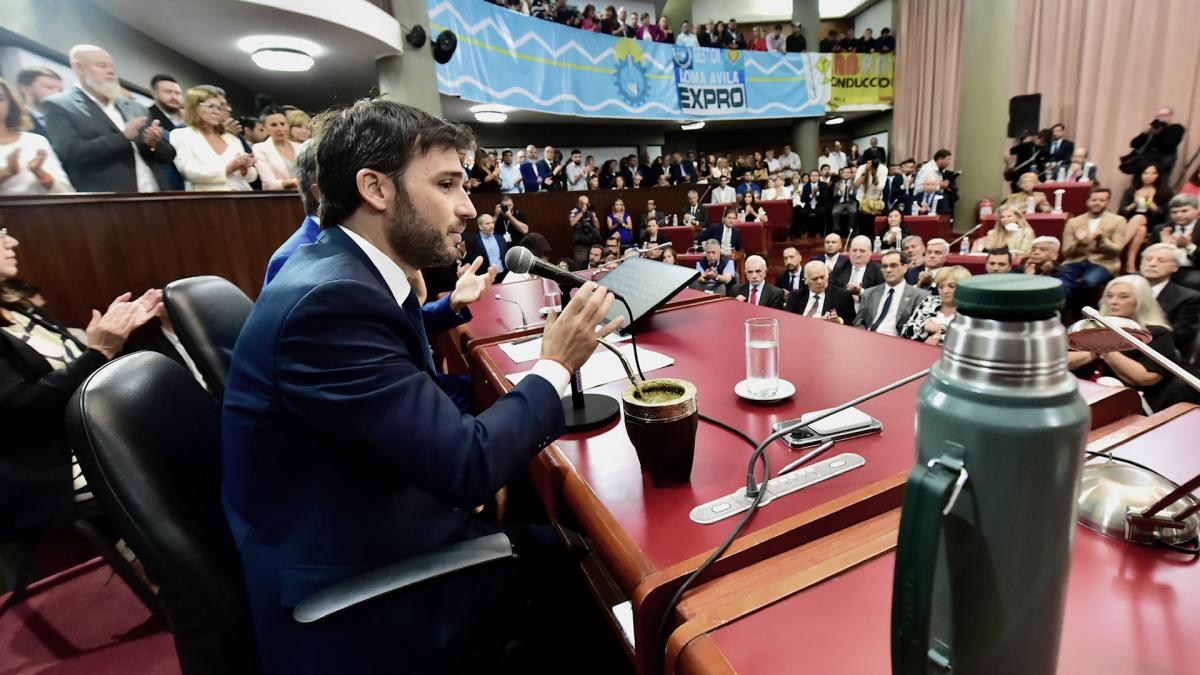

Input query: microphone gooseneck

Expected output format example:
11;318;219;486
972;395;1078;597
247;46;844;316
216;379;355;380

492;294;529;328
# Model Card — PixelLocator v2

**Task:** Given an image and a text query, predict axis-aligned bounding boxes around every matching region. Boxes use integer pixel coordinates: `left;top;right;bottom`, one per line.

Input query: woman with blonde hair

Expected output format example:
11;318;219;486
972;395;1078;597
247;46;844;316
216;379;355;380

900;266;971;345
252;107;303;190
978;204;1035;256
1068;274;1181;411
170;86;257;191
286;109;311;143
0;78;72;195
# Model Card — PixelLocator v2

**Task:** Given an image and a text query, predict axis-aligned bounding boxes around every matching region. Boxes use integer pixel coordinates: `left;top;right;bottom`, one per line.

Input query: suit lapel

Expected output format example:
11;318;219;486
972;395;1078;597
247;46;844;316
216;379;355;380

74;88;120;133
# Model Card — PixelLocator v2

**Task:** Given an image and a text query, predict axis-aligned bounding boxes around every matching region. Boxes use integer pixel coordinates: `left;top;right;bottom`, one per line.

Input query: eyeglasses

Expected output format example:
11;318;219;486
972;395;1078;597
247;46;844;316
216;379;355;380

198;102;231;112
880;262;904;270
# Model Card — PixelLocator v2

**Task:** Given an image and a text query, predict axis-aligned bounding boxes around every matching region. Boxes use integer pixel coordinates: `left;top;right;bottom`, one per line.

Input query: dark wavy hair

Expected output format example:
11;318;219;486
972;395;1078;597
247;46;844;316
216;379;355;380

312;99;475;226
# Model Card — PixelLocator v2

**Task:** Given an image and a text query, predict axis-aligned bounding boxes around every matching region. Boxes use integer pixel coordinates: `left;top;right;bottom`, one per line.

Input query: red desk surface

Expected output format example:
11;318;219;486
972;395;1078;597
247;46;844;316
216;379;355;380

733;222;766;255
982;212;1069;239
477;300;940;575
685;407;1200;675
870;252;989;276
873;215;943;242
704;201;792;240
1037;181;1092;217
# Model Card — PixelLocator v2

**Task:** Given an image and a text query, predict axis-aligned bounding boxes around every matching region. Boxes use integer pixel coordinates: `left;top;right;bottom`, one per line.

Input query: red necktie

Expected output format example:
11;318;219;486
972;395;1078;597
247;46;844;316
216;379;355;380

749;285;759;305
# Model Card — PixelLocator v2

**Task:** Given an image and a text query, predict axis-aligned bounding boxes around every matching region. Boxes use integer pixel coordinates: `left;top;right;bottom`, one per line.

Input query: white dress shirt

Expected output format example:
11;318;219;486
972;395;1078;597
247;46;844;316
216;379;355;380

1151;279;1169;298
169;127;258;191
778;151;801;174
711;185;736;204
337;226;570;394
746;282;765;305
848;265;866;288
803;293;823;316
1176;220;1196;266
498;161;524;193
872;281;907;336
915;160;942;191
79;84;159;193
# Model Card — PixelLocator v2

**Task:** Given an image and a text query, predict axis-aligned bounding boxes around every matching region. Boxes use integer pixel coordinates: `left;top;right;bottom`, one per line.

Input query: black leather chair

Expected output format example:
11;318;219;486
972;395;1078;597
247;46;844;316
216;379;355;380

66;352;516;675
163;276;253;400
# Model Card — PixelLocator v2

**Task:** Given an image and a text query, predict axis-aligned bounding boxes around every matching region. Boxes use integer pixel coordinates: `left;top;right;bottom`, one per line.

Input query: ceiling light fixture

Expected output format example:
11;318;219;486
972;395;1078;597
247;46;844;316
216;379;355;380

251;48;314;72
681;121;705;131
469;104;514;114
824;116;846;126
474;111;508;124
237;35;324;56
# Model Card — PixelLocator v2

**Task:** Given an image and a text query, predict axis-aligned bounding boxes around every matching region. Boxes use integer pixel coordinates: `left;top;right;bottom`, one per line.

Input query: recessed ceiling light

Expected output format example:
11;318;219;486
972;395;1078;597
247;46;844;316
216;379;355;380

474;111;508;123
681;121;705;131
469;103;514;114
252;48;314;72
237;35;324;56
824;116;845;125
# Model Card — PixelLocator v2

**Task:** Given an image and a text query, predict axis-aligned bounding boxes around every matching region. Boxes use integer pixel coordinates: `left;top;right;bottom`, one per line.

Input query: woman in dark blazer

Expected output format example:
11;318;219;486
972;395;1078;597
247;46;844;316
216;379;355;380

0;230;159;541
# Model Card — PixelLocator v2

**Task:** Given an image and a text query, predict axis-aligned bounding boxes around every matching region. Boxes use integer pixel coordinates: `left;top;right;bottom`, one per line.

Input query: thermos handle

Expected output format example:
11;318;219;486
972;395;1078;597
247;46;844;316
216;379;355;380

891;456;969;674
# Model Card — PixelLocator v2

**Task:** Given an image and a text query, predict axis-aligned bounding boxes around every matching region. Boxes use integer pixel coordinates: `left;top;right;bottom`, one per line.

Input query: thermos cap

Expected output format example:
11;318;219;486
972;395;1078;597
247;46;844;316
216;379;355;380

953;275;1064;320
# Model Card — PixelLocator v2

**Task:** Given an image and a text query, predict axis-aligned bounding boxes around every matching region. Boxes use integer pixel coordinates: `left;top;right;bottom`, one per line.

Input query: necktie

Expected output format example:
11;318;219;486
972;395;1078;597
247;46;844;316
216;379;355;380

869;288;895;332
749;285;759;305
400;293;436;375
805;295;820;316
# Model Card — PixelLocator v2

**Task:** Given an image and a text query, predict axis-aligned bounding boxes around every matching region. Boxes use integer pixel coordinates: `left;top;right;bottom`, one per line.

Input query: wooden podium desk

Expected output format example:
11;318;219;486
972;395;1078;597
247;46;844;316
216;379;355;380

668;403;1199;675
473;299;949;672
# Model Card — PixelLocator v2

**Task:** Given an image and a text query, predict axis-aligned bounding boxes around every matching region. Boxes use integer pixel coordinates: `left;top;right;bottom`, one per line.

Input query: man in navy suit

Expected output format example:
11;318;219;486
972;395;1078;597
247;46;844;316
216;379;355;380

223;99;621;674
697;208;744;252
519;145;540;193
1046;123;1074;167
465;212;508;281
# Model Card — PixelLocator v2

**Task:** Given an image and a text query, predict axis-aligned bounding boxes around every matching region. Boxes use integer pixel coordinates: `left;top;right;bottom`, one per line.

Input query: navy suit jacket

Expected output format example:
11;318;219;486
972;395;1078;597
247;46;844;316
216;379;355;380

263;215;321;288
222;225;566;673
697;223;743;251
519;160;539;193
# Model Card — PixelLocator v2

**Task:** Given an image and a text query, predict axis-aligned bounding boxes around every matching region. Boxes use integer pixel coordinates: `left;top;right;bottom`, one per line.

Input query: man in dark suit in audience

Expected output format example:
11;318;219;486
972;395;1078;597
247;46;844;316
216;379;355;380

798;169;831;236
732;255;786;309
819;232;850;282
465;213;508;281
222;99;623;674
1046;123;1074;167
698;208;744;253
788;260;855;322
519;145;540;193
1140;242;1200;360
680;189;708;230
42;44;176;192
884;158;917;210
834;235;884;298
264;144;320;287
855;250;927;336
16;67;63;137
861;137;887;166
774;246;805;295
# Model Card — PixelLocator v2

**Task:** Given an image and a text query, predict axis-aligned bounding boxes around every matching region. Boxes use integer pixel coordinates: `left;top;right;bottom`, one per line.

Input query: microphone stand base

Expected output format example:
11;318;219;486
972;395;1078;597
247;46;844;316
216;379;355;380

562;394;620;431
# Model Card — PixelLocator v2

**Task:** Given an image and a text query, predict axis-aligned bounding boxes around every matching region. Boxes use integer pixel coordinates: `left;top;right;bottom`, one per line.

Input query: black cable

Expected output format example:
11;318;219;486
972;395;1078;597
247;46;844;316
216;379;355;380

1085;450;1160;475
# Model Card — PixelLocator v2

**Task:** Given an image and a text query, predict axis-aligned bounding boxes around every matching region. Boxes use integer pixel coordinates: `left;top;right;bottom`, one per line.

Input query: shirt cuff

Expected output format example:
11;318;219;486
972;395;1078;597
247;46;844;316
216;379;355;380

529;359;572;397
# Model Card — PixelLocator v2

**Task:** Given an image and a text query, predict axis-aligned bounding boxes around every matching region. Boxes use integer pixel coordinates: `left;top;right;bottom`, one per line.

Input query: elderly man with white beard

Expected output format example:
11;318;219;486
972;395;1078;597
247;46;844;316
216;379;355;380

43;44;176;192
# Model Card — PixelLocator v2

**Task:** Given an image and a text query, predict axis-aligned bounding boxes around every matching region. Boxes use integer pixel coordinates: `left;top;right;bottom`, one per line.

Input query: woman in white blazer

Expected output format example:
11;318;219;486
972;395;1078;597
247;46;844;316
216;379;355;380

252;110;302;190
170;86;257;191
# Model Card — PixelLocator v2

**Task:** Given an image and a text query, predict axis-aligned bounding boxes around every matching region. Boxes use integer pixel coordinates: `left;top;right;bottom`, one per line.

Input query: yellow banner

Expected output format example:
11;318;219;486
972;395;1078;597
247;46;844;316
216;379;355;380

829;53;894;108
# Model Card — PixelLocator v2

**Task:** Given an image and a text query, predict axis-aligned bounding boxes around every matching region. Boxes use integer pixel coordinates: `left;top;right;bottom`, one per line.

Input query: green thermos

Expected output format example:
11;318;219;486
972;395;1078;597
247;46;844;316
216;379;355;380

891;276;1090;674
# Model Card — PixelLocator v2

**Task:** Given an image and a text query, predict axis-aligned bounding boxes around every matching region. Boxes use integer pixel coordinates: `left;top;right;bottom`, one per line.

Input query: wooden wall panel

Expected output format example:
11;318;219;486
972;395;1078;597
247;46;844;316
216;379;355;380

0;184;705;327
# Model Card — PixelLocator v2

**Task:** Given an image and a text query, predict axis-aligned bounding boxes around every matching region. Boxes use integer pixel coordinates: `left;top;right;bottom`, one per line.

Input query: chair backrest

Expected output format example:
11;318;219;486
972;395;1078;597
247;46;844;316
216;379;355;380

164;276;253;400
67;352;259;675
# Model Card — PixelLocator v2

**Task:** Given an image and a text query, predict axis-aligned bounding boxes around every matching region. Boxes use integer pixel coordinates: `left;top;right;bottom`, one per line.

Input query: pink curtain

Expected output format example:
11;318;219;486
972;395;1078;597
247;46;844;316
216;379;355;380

892;0;965;163
1012;0;1200;192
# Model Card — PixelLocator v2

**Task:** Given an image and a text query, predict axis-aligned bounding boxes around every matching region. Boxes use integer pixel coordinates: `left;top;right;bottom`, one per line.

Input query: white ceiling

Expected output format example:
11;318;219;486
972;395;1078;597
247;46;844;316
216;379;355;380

89;0;401;112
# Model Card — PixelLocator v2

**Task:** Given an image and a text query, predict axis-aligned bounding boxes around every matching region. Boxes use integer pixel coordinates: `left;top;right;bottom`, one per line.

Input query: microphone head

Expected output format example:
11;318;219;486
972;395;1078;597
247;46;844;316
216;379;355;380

505;246;534;274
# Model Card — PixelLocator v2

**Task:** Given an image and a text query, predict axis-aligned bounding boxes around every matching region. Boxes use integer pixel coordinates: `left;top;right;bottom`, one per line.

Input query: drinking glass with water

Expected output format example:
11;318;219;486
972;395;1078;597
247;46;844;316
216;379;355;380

543;279;562;312
745;318;779;397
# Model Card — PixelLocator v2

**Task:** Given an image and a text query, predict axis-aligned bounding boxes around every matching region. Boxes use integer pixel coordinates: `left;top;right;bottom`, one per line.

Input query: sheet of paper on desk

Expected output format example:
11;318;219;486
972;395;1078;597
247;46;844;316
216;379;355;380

506;343;672;389
497;332;632;364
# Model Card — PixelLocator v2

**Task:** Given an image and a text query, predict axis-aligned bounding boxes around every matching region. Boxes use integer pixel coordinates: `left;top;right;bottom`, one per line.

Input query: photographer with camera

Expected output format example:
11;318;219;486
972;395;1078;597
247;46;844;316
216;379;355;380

569;194;602;264
1122;107;1187;176
492;194;529;245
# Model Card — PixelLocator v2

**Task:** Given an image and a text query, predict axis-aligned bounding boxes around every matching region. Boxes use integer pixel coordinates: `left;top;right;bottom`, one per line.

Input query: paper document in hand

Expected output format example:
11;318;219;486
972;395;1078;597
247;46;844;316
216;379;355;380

506;344;673;389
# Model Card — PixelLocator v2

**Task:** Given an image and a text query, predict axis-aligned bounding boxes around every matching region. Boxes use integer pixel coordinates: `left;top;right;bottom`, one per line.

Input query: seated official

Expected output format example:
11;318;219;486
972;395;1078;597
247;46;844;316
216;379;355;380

879;208;913;250
264;143;319;287
900;266;971;345
905;175;950;216
585;243;604;269
711;174;736;204
855;250;927;336
641;198;667;232
698;209;744;253
1;230;160;542
732;255;786;309
977;205;1035;257
1140;243;1200;360
680;189;709;230
985;248;1013;274
775;246;805;295
1055;147;1098;182
1068;275;1181;411
1001;172;1053;213
638;216;666;259
787;259;855;323
1154;194;1200;290
901;235;925;276
906;237;949;288
839;235;884;302
221;100;622;674
738;191;769;224
1060;186;1127;306
1022;235;1064;278
819;233;850;280
691;239;735;295
169;85;257;191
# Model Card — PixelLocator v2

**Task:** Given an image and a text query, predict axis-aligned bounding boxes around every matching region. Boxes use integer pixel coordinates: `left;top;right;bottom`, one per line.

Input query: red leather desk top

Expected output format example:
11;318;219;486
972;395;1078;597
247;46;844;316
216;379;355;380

686;408;1200;675
477;299;941;573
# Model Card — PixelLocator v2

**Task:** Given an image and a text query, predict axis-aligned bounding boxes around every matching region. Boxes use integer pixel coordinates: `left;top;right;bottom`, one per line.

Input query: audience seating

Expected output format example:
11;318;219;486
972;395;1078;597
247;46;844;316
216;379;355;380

659;225;698;254
163;276;254;401
701;201;793;241
67;351;523;675
980;212;1068;239
734;222;768;255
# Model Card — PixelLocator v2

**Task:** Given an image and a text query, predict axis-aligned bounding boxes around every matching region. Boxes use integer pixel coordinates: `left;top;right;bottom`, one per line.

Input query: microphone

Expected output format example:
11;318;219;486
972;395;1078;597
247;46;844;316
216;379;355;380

505;246;619;296
492;294;536;329
946;224;981;250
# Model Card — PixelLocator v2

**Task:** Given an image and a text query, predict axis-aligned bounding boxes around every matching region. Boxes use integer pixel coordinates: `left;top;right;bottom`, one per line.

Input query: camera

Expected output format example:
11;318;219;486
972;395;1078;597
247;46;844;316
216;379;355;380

1150;119;1167;131
500;204;510;213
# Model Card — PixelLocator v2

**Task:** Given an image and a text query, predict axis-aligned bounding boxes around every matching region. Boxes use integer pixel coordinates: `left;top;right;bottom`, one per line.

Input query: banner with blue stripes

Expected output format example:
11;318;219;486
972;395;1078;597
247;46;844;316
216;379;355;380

428;0;830;121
